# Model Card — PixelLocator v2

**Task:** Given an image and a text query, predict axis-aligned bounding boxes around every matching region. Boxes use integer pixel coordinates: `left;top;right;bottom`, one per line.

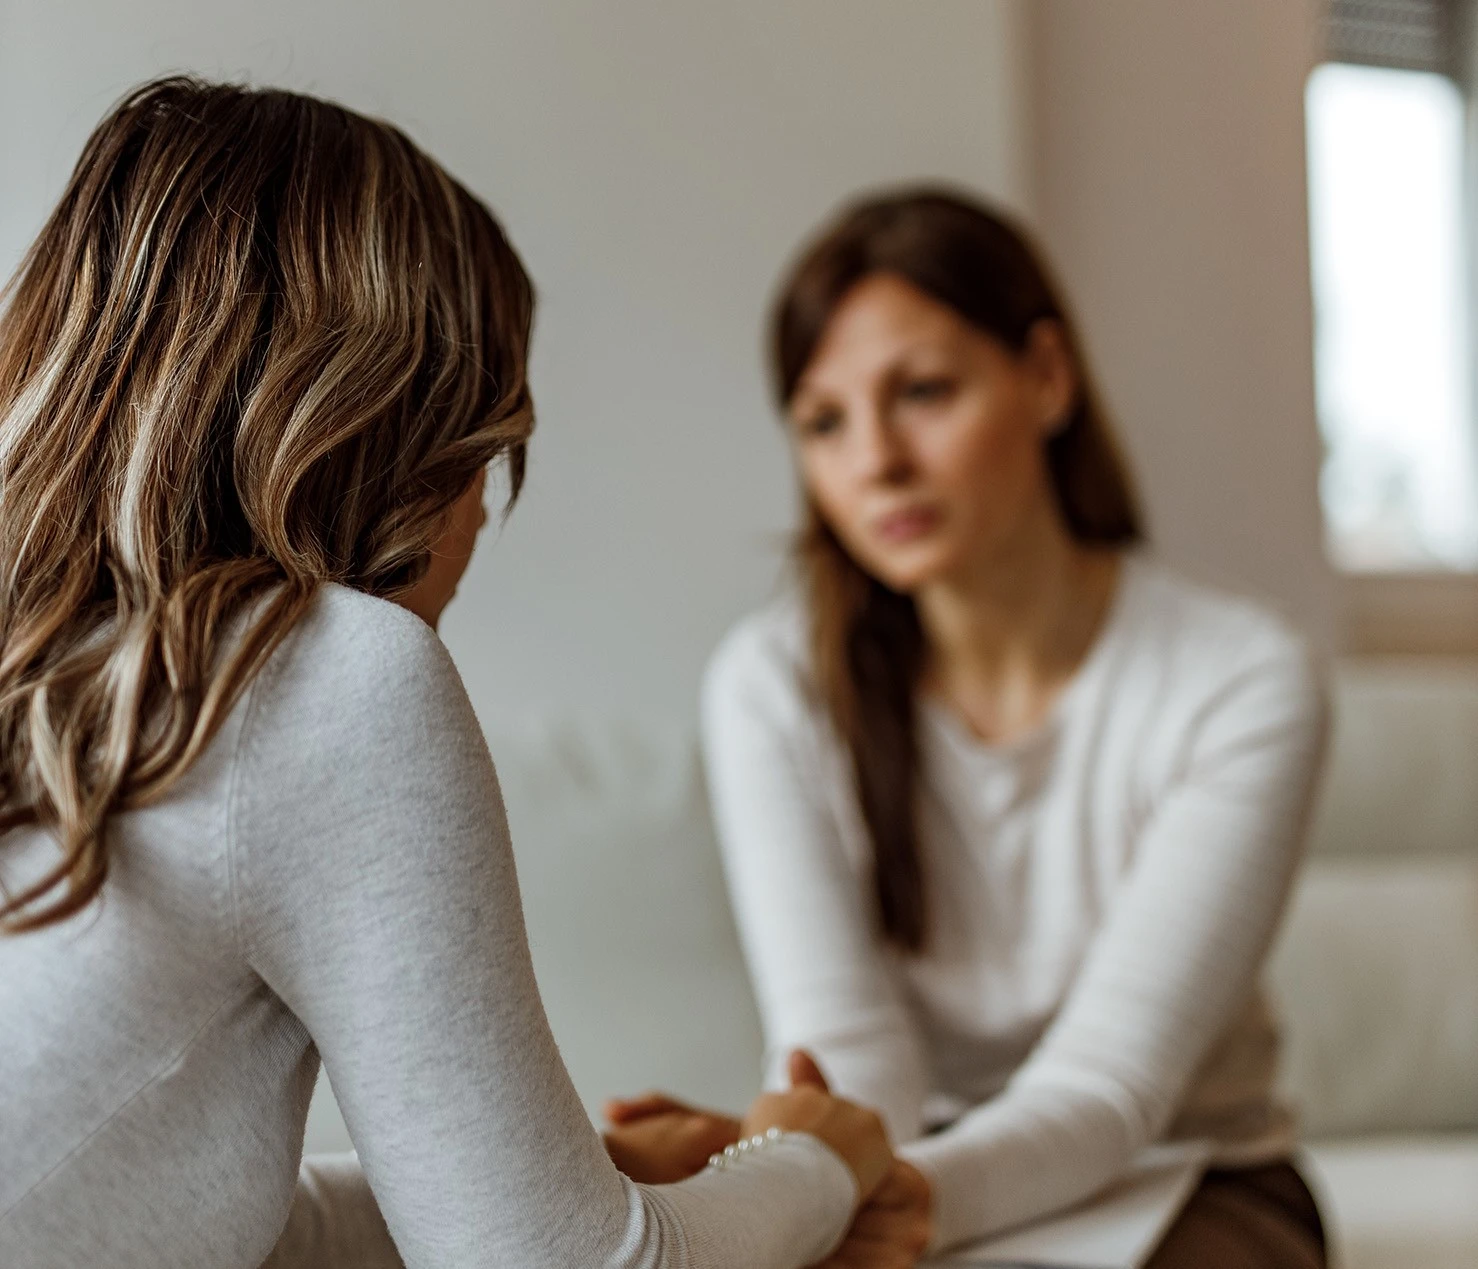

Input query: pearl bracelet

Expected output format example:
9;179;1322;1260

707;1124;786;1171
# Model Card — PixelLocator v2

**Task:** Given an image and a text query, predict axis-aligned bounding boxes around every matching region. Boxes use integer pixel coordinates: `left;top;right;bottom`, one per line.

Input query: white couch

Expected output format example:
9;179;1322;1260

304;660;1478;1268
1268;662;1478;1269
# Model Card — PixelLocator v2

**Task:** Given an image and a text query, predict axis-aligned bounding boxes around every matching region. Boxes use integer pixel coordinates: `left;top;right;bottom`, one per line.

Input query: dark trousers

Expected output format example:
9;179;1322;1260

1146;1162;1327;1268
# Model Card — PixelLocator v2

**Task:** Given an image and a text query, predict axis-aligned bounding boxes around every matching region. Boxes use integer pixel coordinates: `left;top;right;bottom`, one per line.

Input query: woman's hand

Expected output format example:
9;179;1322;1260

812;1159;933;1268
740;1051;894;1203
604;1051;905;1253
603;1092;742;1184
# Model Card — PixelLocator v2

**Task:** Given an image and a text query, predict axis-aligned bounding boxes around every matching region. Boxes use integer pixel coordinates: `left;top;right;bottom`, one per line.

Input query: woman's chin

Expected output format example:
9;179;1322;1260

862;547;959;597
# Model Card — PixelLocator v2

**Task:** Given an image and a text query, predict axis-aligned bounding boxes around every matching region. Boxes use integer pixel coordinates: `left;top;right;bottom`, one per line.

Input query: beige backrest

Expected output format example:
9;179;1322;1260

1272;660;1478;1136
1308;660;1478;860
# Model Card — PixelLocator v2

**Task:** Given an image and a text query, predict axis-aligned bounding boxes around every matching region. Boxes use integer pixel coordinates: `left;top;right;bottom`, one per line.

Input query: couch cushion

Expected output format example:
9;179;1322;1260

1270;857;1478;1136
492;716;766;1119
1311;662;1478;860
1303;1136;1478;1269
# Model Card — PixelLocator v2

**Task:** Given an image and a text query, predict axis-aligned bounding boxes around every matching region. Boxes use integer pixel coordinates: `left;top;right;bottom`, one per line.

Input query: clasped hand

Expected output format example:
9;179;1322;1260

603;1051;932;1268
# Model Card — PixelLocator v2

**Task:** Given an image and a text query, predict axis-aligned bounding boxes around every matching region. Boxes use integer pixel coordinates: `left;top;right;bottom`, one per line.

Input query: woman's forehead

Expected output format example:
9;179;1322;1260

796;281;978;396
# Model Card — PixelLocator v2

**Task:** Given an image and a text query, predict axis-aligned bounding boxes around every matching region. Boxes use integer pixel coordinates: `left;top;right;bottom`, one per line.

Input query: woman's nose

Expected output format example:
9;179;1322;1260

852;414;913;486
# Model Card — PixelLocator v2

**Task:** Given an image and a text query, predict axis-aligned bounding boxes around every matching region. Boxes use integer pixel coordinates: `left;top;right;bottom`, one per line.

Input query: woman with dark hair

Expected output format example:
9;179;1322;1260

0;79;924;1269
615;190;1330;1267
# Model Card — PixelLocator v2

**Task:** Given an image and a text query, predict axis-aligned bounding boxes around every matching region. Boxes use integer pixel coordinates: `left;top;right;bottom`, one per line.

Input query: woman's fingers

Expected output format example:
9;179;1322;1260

788;1048;831;1091
813;1216;931;1267
602;1091;694;1124
842;1206;933;1250
741;1085;892;1201
814;1161;933;1267
865;1159;932;1212
604;1110;744;1183
814;1238;924;1269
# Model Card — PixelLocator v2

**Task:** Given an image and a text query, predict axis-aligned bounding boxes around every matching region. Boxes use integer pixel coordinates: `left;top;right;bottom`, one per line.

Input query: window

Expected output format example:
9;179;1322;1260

1305;61;1478;572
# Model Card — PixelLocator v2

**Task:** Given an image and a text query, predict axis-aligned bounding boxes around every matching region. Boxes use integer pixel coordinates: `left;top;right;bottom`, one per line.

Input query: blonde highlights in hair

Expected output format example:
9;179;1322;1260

0;77;535;930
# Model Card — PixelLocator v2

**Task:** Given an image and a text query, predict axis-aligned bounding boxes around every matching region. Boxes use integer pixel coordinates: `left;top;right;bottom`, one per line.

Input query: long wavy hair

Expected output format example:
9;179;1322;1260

0;77;535;932
770;189;1143;951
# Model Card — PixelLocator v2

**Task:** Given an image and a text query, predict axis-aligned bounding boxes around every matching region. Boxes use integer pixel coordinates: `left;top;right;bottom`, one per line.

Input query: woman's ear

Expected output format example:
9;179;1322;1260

1025;319;1078;437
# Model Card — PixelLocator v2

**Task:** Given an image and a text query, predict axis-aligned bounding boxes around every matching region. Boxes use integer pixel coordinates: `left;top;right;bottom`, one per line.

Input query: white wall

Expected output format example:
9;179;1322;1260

0;0;1031;722
1025;0;1338;644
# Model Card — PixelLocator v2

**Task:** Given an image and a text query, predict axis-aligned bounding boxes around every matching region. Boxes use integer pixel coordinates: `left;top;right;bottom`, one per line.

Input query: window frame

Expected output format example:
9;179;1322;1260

1312;1;1478;654
1343;572;1478;654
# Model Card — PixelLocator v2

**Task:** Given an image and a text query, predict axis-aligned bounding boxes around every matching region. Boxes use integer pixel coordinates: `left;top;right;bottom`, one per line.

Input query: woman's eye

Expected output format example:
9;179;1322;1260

797;410;842;439
900;377;954;403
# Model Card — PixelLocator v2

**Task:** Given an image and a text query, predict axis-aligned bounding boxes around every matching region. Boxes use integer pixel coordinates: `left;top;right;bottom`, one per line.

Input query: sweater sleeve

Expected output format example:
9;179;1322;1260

701;619;931;1148
901;640;1329;1250
231;600;857;1269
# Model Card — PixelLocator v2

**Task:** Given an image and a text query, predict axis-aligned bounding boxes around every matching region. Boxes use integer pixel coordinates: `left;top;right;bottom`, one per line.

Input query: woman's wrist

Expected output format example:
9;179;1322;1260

705;1124;786;1168
699;1126;862;1263
602;1104;742;1184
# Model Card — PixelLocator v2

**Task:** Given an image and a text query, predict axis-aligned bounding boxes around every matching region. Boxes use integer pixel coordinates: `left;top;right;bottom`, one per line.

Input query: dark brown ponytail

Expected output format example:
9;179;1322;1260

772;188;1142;951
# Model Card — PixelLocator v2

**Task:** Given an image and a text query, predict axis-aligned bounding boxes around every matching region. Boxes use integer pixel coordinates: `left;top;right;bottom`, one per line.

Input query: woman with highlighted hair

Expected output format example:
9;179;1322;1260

0;79;926;1269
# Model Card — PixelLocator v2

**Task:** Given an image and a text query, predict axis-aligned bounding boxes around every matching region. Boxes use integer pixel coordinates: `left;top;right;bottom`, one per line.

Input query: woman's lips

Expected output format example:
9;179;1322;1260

873;506;942;544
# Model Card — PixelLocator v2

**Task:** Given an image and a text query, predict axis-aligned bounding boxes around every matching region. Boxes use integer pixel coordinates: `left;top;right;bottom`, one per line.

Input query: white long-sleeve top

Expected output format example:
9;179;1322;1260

0;586;857;1269
701;555;1328;1253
